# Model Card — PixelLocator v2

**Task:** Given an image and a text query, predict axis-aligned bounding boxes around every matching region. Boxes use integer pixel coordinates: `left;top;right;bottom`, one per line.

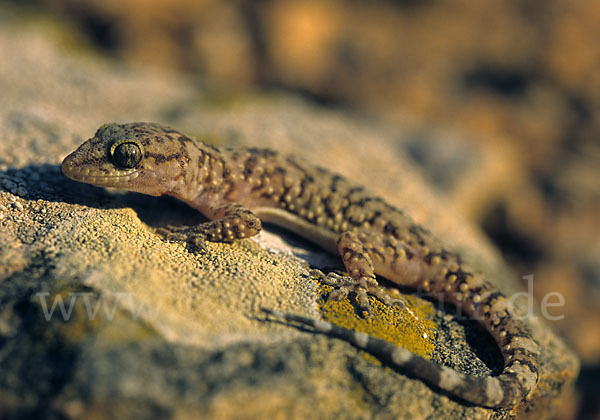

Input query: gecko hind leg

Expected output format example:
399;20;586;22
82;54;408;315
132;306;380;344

312;231;405;315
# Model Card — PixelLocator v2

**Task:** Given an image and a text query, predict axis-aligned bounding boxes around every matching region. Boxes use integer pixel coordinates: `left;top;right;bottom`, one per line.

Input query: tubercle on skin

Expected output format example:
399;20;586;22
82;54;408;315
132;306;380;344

62;122;540;408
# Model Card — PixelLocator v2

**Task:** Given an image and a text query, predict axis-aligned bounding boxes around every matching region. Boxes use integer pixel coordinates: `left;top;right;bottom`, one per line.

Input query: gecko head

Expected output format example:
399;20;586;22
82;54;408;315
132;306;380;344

61;122;192;196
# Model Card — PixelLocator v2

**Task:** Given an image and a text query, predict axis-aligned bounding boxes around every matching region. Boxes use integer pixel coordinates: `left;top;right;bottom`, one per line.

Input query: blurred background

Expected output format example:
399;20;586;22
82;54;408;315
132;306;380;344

2;0;599;418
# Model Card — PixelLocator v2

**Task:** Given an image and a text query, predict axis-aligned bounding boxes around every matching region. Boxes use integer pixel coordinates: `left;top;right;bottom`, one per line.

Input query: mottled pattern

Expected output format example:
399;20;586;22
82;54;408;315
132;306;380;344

62;122;539;408
157;202;261;244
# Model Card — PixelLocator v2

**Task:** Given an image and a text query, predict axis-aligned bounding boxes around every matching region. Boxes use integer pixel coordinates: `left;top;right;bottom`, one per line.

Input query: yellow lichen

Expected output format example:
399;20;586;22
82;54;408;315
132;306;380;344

316;280;437;362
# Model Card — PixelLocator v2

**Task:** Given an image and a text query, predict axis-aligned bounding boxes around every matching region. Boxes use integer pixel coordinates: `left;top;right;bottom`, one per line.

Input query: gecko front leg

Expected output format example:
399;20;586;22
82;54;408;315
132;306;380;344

157;201;262;246
314;231;405;315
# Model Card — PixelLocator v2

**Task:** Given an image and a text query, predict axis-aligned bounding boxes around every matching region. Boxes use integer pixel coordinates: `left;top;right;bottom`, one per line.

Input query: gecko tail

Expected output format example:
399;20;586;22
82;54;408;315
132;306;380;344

261;307;535;408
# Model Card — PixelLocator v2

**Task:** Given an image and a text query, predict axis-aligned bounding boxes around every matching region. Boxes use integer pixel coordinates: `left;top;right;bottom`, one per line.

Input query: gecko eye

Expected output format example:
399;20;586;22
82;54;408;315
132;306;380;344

111;141;143;168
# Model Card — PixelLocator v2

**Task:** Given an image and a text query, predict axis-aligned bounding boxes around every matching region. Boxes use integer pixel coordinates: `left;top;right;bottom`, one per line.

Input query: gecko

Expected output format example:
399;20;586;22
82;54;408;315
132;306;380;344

61;122;539;408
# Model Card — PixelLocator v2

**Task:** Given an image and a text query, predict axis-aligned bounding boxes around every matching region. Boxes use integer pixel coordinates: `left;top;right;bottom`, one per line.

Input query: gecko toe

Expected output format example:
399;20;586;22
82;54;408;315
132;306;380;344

356;288;373;315
327;286;350;302
156;225;207;248
311;267;405;316
156;226;187;242
367;285;405;310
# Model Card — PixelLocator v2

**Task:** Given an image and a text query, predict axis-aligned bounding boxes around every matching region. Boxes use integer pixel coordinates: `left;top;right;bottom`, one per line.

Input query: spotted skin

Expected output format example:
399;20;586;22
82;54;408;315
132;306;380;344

157;202;261;245
62;122;539;408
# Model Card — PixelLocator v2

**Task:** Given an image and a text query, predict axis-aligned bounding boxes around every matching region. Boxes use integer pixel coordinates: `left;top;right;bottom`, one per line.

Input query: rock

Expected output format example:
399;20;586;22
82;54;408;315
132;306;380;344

0;16;578;420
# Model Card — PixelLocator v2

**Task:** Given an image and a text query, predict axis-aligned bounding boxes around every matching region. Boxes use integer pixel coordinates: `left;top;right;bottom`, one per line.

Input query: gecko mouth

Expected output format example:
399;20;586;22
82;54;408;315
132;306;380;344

61;159;139;186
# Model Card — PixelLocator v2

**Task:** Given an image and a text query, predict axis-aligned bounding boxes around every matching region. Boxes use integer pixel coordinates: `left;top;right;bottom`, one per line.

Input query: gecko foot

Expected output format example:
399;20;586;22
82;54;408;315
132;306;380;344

156;225;207;251
309;269;405;316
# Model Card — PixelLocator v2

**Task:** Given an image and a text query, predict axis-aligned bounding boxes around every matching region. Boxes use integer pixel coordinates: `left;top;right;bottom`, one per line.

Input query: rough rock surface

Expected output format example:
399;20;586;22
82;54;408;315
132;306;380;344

0;18;578;420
